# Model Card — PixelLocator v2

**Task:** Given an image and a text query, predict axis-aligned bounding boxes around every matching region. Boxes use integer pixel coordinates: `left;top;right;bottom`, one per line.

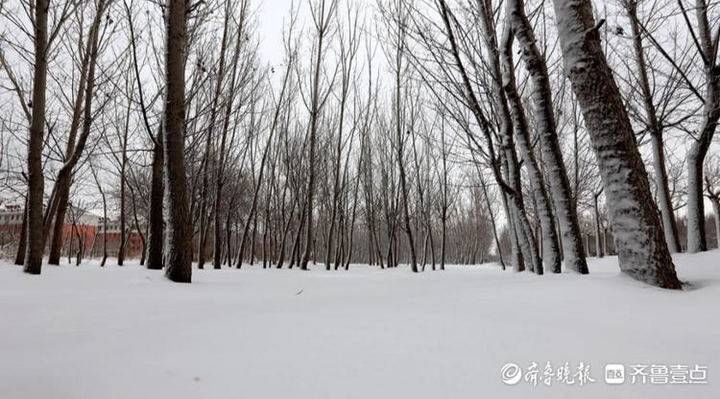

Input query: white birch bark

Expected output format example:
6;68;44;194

551;0;681;288
499;26;562;273
506;0;588;273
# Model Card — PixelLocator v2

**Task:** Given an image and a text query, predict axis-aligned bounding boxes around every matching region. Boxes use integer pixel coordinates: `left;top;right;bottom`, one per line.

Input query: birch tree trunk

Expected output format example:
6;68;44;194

506;0;588;273
551;0;681;288
478;171;505;269
437;0;538;272
499;24;562;273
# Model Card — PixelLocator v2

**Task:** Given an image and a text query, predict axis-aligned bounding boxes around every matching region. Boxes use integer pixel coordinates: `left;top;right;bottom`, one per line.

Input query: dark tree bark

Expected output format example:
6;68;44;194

24;0;50;275
91;165;108;267
593;189;604;258
47;0;108;266
14;197;27;265
300;0;337;270
163;0;192;283
146;128;164;269
126;0;164;270
117;91;131;266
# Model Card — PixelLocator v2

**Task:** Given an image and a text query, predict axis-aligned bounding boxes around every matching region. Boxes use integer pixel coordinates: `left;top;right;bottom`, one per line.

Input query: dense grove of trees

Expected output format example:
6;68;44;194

0;0;718;288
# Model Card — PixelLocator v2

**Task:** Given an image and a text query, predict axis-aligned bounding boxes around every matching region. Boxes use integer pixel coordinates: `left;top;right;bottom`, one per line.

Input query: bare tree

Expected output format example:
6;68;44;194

23;0;51;274
551;0;681;288
621;0;682;253
162;0;192;283
504;0;588;273
299;0;338;270
683;0;720;253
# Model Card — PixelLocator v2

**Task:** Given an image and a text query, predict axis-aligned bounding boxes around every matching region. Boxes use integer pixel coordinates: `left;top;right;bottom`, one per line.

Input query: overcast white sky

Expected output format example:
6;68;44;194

256;0;290;65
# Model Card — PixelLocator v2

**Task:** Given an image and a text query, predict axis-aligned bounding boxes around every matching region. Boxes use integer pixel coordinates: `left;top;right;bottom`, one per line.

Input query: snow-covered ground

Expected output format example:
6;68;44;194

1;252;718;399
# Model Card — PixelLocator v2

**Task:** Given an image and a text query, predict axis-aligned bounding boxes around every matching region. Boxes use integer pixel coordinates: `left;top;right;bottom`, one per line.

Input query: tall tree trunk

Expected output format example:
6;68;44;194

300;0;333;271
127;0;164;270
325;83;350;270
625;0;681;253
24;0;50;274
47;0;107;266
118;104;130;266
506;0;588;273
211;0;242;271
551;0;681;288
499;24;561;273
163;0;192;283
344;168;362;269
438;0;536;272
685;0;720;253
397;121;418;272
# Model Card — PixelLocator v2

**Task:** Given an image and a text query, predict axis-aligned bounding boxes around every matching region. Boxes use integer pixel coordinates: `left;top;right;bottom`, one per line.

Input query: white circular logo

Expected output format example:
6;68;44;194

501;363;522;385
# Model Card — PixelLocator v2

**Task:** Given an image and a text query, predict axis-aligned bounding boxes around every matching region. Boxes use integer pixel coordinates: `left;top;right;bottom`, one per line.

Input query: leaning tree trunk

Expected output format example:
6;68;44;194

47;182;71;265
438;0;538;272
506;151;542;275
507;0;587;273
24;0;50;275
551;0;681;288
499;25;561;273
47;0;107;266
162;0;192;283
128;2;164;270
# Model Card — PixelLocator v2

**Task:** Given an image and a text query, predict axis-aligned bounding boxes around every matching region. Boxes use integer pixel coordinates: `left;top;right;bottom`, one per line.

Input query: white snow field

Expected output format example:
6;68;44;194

1;251;719;399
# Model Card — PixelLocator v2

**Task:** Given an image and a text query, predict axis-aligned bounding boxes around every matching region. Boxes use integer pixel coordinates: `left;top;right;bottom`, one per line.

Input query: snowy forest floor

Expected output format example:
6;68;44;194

1;251;719;399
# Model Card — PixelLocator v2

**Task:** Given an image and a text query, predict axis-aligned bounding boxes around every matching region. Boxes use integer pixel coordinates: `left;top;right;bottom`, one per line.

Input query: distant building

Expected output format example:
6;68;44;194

0;203;144;259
